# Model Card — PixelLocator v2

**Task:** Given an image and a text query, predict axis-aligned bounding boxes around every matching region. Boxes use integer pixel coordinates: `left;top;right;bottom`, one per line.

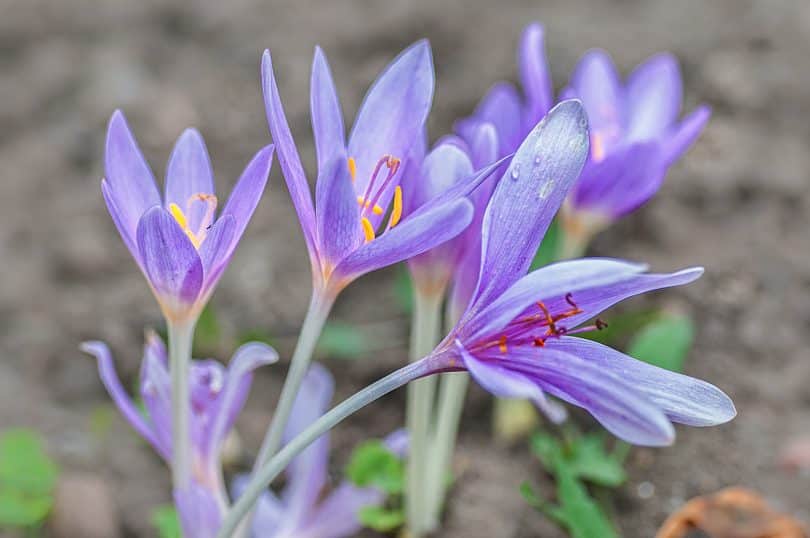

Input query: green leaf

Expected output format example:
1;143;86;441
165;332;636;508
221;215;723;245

566;434;626;488
549;468;619;538
194;303;222;355
531;218;561;269
627;315;694;373
345;441;404;494
393;265;414;314
577;309;660;346
358;505;405;532
151;505;181;538
318;322;368;360
0;429;59;528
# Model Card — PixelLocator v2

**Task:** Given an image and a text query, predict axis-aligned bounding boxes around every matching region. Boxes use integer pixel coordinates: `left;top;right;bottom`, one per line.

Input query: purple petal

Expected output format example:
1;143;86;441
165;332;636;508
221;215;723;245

101;178;141;266
625;53;683;142
468;122;500;170
504;347;675;446
164;129;215;233
469;100;589;312
519;22;554;127
262;50;318;260
136;206;203;309
662;104;711;165
198;214;236;300
104;110;161;236
174;484;222;538
348;40;434;216
282;363;335;531
311;46;346;173
231;475;284;536
546;337;736;426
299;483;381;538
139;341;173;460
81;341;167;459
566;50;623;135
464;258;646;341
407;142;474;215
315;155;362;265
457;342;567;423
220;144;273;259
383;429;409;458
571;142;666;218
457;82;523;153
190;360;227;455
334;198;473;281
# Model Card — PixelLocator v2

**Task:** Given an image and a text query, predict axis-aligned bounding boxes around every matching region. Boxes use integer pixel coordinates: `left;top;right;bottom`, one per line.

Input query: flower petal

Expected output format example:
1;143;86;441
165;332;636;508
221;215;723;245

334;198;473;281
262;50;318;259
662;104;711;166
625;53;683;142
566;50;623;135
104;110;161;236
164;129;215;233
456;82;523;154
348;40;435;215
231;475;284;535
136;206;203;309
174;484;222;538
81;341;167;459
469;100;590;312
505;347;676;446
311;46;346;174
299;483;381;538
198;214;236;299
139;339;173;459
519;22;554;127
546;337;736;426
101;177;141;266
315;154;362;265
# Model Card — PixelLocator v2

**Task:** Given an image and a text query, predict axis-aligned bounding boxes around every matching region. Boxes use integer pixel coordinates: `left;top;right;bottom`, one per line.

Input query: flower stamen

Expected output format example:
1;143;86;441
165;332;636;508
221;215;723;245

168;193;219;250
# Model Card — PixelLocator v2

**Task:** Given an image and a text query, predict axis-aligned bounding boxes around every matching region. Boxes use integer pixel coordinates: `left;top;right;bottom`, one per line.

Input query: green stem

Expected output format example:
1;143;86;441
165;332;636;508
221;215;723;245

254;292;333;469
168;319;196;490
405;289;443;537
216;358;437;538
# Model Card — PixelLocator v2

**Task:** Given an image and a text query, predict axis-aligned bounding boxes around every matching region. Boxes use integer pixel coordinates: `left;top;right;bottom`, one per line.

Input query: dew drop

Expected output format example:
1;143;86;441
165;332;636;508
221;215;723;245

538;178;554;199
533;155;542;165
510;163;521;180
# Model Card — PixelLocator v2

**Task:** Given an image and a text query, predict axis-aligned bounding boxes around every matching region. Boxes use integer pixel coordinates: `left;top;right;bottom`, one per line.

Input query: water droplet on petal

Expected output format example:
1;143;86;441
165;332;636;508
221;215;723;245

510;164;521;180
538;178;554;199
534;155;542;165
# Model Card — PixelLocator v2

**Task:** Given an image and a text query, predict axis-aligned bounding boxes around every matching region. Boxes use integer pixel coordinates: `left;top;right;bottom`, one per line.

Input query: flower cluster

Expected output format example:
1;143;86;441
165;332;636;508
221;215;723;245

86;20;734;538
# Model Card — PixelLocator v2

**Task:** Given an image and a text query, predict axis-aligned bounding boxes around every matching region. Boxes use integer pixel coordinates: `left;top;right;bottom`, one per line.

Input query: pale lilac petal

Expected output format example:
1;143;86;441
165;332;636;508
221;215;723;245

165;129;215;233
262;50;318;259
348;40;434;213
571;142;666;217
566;50;623;135
299;483;381;538
81;341;167;459
625;53;683;142
505;347;675;446
139;343;173;459
174;484;222;538
382;429;409;457
311;46;346;173
457;82;523;153
546;337;736;426
334;198;473;280
135;206;203;307
220;144;274;259
282;363;335;530
104;110;161;236
519;22;554;126
231;475;284;536
662;104;711;165
457;342;566;423
190;360;227;452
468;122;500;170
315;155;362;265
464;258;646;341
101;178;141;266
198;215;236;299
469;100;589;311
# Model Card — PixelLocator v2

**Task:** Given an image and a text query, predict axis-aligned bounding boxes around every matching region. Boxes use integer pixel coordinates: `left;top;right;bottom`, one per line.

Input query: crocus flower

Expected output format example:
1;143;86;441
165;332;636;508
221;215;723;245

558;49;711;242
263;41;502;299
418;100;735;446
233;363;407;538
82;333;278;535
102;111;274;322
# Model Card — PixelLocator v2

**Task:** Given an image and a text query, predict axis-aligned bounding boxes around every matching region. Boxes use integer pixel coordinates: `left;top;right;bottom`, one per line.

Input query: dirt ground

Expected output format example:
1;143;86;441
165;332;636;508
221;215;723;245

1;0;809;536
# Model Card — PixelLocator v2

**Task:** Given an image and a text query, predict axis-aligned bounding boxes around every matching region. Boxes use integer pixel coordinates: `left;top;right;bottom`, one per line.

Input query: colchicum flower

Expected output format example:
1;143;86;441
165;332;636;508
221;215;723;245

82;333;278;536
420;100;735;446
263;41;501;299
233;363;407;538
102;111;274;322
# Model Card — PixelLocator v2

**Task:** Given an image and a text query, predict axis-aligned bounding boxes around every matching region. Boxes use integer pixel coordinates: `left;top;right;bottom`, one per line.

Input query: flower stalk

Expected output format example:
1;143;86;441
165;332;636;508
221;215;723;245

168;319;196;490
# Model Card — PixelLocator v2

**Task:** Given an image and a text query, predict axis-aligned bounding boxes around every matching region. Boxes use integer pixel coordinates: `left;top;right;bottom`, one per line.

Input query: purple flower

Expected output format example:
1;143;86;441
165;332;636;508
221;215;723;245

560;50;709;224
233;364;407;538
102;111;274;321
82;333;278;534
421;100;734;446
263;42;501;298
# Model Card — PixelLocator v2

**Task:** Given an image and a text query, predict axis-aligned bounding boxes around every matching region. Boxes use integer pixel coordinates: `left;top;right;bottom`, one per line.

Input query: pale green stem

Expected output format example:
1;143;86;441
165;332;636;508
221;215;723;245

168;319;196;491
217;358;437;538
405;289;443;537
558;225;591;260
254;292;334;469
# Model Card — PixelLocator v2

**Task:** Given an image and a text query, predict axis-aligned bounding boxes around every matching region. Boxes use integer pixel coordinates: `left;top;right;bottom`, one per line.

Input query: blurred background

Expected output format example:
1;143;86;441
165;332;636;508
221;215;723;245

1;0;809;536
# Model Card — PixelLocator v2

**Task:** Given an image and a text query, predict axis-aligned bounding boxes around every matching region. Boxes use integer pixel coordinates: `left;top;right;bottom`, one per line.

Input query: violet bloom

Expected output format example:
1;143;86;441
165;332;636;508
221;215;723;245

233;364;407;538
81;333;278;535
102;111;274;322
263;41;497;299
559;50;711;241
421;100;734;446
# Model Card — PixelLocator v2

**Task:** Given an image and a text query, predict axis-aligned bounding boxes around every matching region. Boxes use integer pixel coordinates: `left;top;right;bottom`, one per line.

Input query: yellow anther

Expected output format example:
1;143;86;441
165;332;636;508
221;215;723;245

591;132;606;163
388;186;402;228
348;157;357;182
361;217;375;242
372;205;384;215
169;202;201;249
357;195;365;206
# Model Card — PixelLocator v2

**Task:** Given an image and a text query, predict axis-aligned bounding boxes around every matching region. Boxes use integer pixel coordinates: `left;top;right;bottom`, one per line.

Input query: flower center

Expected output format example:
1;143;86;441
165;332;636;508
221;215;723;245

349;155;404;242
169;193;218;249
